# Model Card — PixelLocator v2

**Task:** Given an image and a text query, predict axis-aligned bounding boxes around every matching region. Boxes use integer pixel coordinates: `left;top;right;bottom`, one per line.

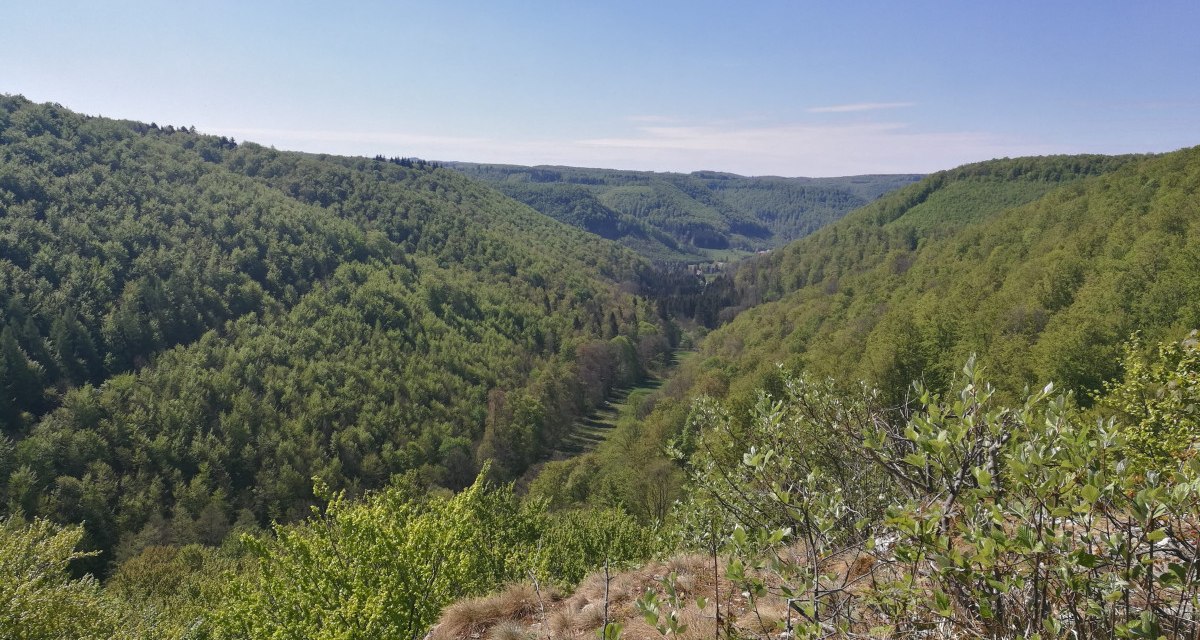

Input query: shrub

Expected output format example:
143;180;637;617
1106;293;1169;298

678;341;1200;638
0;517;117;640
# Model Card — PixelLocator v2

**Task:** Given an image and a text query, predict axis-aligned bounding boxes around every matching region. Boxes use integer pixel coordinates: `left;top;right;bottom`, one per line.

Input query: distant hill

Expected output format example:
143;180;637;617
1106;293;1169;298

448;162;921;262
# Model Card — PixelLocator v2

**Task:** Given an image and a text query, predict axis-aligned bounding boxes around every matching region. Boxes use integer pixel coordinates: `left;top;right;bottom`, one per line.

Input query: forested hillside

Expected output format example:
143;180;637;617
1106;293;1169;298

0;96;675;568
706;150;1199;405
538;148;1200;514
491;148;1200;639
449;162;920;262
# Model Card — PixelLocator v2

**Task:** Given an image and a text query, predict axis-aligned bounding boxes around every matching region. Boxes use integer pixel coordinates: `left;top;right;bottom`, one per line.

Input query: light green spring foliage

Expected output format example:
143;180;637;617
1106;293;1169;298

1097;331;1200;468
530;506;657;588
679;341;1200;638
213;472;536;640
208;470;656;640
0;95;675;568
700;149;1200;411
862;356;1200;638
0;517;116;640
665;371;891;551
526;381;684;524
106;544;249;640
527;151;1200;523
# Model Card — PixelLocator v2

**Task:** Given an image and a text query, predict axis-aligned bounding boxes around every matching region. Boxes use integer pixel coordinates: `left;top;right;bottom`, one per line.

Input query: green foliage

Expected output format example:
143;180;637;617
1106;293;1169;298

635;572;692;638
105;544;248;640
1097;331;1200;467
0;95;676;566
667;373;889;549
862;358;1200;638
0;516;116;639
214;471;540;640
11;93;1200;638
695;149;1199;412
208;472;656;639
531;507;657;588
527;379;685;524
547;151;1195;529
678;344;1200;638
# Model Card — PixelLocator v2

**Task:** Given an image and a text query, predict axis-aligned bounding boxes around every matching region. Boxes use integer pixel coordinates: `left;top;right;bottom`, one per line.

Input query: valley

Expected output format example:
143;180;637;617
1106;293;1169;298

2;100;1198;639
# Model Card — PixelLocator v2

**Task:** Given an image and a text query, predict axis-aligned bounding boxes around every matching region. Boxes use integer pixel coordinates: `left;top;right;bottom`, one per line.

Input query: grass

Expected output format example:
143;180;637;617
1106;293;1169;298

433;552;729;640
553;378;663;457
432;584;547;640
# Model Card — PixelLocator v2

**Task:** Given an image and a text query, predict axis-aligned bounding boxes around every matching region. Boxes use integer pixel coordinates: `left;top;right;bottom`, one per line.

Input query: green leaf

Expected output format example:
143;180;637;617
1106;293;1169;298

1074;552;1100;569
972;467;992;489
933;590;953;617
732;526;748;546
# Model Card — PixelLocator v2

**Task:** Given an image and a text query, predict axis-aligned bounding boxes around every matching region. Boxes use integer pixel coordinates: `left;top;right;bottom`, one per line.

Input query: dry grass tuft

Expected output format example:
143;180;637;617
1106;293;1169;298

547;603;580;637
432;551;819;640
574;571;609;605
747;600;789;636
617;616;662;639
666;553;709;578
575;601;605;631
608;573;637;604
486;621;531;640
433;583;547;640
676;607;716;640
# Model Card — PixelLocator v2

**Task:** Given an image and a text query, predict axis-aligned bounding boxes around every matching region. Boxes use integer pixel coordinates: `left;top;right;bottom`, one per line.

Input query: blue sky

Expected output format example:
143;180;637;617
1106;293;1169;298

3;1;1198;176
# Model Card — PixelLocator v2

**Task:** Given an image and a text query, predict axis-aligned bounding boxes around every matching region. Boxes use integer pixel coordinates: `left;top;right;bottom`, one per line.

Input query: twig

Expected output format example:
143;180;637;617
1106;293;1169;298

529;568;550;640
602;557;612;639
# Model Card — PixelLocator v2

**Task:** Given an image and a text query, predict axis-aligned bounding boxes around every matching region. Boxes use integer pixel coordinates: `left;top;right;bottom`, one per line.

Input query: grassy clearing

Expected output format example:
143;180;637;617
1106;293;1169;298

554;379;663;456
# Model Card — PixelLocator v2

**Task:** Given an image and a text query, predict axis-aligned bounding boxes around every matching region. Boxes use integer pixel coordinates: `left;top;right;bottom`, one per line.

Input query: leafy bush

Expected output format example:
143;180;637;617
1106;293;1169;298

531;507;658;588
677;340;1200;638
106;543;248;640
1097;331;1200;468
213;470;540;640
0;517;116;639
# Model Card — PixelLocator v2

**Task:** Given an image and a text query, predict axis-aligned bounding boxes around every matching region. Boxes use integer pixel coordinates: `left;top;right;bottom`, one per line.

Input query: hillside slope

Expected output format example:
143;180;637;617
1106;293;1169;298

704;151;1198;404
449;162;921;262
533;149;1200;515
0;96;673;564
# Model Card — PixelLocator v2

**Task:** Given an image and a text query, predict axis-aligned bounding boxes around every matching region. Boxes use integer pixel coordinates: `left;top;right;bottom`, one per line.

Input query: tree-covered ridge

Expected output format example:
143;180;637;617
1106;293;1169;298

0;95;675;568
449;162;921;262
529;150;1199;521
698;151;1192;407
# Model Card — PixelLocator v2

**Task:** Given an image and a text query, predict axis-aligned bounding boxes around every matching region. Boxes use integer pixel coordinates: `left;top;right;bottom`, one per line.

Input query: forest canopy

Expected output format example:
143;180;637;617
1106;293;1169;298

0;95;677;569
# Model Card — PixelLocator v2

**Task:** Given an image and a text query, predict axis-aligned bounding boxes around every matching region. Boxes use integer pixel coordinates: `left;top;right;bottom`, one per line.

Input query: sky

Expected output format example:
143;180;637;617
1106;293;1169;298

3;1;1198;177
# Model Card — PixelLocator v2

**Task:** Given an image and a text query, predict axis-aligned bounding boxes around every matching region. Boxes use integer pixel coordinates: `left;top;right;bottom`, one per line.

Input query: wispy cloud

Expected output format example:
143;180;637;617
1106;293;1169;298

807;102;916;113
572;121;1060;176
625;115;680;123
